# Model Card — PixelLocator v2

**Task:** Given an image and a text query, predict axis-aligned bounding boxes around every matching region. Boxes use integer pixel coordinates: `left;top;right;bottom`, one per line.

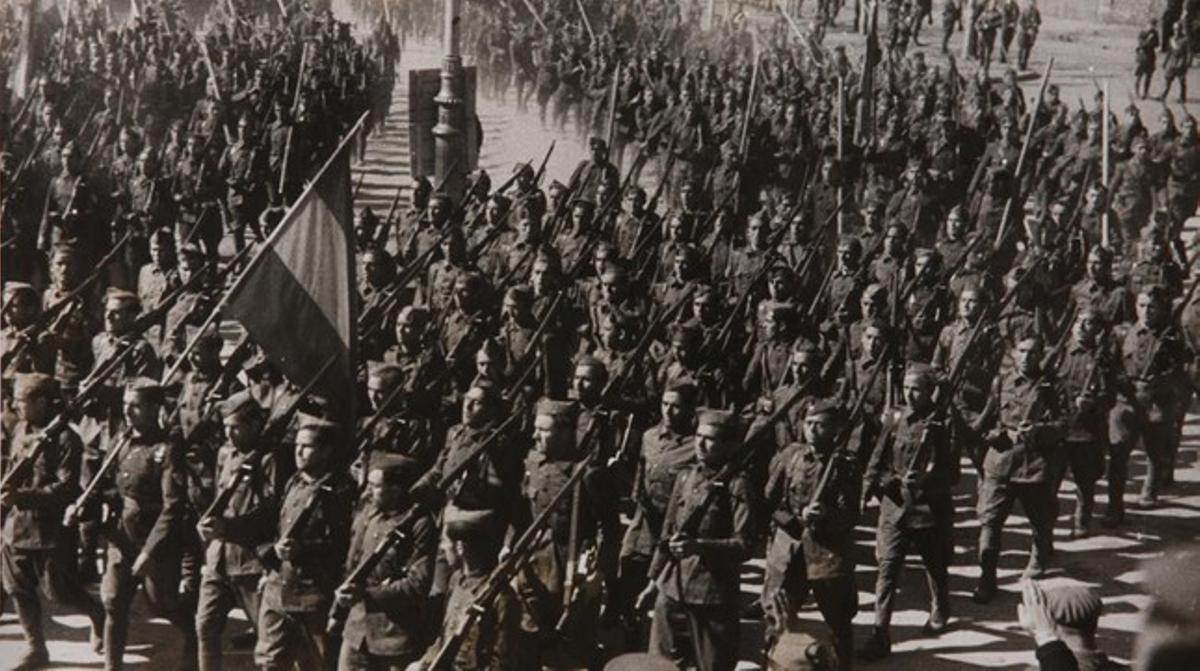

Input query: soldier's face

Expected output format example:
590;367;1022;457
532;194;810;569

462;388;491;427
572;366;603;401
368;469;402;511
861;292;882;318
225;416;261;449
803;413;836;446
534;415;571;453
294;433;330;473
1015;340;1041;374
1137;294;1164;326
16;393;51;426
531;263;552;292
517;217;537;240
837;245;857;268
958;290;981;319
600;277;622;303
123;397;159;431
915;255;934;278
572;207;591;229
661;391;692;431
748;220;765;246
51;253;77;284
475;350;499;379
862;327;885;360
696;424;731;467
1074;313;1100;345
903;375;933;410
190;342;220;372
397;320;422;346
1087;254;1109;279
104;303;136;334
6;292;37;327
946;212;964;237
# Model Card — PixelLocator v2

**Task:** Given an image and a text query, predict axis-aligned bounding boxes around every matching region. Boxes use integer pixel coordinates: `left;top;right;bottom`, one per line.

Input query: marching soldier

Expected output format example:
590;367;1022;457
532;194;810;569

334;454;437;670
219;115;269;253
64;378;197;671
638;409;752;671
860;364;956;660
972;337;1067;603
254;417;356;671
2;374;106;668
194;392;281;671
762;398;859;669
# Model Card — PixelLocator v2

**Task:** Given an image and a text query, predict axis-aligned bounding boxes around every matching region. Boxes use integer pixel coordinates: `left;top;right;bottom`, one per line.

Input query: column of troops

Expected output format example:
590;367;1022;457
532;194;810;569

4;1;1200;671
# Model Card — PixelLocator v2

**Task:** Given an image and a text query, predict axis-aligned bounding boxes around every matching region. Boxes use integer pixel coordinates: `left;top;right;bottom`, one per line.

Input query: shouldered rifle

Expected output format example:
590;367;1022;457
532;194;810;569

325;504;423;633
890;255;1048;495
429;449;597;670
812;340;893;505
260;353;340;448
65;430;134;526
805;218;885;320
503;292;568;400
3;231;133;370
1138;267;1200;382
1;343;138;494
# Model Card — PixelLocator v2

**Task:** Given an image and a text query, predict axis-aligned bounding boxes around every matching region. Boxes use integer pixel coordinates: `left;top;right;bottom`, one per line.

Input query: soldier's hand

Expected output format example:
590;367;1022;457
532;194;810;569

802;501;826;524
63;503;80;527
131;552;151;577
668;533;700;557
635;583;657;612
334;582;363;608
902;471;920;491
275;539;297;562
196;516;224;543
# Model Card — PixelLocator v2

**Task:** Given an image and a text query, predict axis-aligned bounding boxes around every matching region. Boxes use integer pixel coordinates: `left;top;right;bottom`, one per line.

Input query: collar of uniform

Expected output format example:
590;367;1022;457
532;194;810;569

298;470;333;487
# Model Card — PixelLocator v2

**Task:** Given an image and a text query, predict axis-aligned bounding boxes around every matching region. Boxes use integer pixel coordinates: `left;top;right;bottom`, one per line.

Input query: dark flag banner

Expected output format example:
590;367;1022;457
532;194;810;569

223;114;366;427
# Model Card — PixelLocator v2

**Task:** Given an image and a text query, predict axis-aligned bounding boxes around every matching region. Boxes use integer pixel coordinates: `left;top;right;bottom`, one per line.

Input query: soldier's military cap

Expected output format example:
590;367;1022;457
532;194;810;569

430;192;453;205
574;355;608;375
589;137;608;152
767;261;793;280
14;372;58;399
533;247;562;270
467;378;501;401
513;161;534;176
453;271;487;291
504;285;533;305
444;505;499;541
369;452;421;486
296;415;342;443
397;305;431;326
806;397;842;420
179;242;204;258
1043;585;1103;631
664;377;699;404
105;288;141;309
600;260;628;281
698;408;738;434
55;358;82;389
50;242;79;259
836;235;862;253
489;193;511;210
548;180;567;192
861;283;888;301
535;398;575;419
3;282;37;309
791;338;823;359
571;198;595;212
124;377;165;404
366;361;404;389
904;362;937;384
220;390;264;424
1139;284;1170;302
669;322;702;347
1087;246;1113;263
913;247;940;261
150;227;175;245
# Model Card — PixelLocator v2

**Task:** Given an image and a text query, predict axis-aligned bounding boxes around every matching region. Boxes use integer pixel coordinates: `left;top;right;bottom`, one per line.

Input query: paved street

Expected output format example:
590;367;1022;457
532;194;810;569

4;5;1200;669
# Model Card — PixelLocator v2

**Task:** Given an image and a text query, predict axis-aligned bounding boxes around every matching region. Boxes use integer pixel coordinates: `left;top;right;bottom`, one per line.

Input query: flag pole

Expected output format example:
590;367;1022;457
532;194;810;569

161;111;369;386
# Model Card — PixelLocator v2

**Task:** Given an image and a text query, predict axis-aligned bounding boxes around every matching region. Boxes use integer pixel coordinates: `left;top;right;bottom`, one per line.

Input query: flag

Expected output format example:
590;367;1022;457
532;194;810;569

6;0;38;101
223;116;365;428
855;3;880;145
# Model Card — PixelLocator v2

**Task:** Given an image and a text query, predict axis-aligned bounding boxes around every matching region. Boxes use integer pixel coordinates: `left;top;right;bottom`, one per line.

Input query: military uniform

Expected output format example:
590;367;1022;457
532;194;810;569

2;397;105;664
255;468;356;670
762;430;858;668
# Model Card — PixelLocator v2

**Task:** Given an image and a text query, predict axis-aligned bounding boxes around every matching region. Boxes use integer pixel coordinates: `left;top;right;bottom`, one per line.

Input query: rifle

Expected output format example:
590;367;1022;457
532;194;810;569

429;450;596;670
884;255;1049;499
65;431;133;526
1;344;138;494
994;58;1055;250
259;352;340;448
324;503;421;633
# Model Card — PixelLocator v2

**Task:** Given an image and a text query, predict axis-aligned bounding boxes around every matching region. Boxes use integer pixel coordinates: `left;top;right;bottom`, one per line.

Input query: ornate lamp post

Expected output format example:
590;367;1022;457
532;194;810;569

433;0;466;200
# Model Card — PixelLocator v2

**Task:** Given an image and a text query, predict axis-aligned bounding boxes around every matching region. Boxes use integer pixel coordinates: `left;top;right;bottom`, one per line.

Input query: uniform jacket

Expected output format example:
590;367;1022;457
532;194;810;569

2;420;82;550
764;441;858;581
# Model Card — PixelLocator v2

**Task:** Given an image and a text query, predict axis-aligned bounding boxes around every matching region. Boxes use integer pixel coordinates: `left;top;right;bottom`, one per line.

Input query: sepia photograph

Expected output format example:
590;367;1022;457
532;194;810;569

0;0;1199;669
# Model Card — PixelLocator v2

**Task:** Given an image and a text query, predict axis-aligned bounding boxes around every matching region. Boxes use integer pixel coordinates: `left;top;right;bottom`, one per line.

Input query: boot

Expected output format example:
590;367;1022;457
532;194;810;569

857;627;891;661
12;646;49;671
973;551;999;604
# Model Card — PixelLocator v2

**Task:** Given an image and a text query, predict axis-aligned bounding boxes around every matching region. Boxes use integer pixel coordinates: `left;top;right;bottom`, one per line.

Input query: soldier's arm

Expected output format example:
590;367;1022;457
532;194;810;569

365;515;437;609
221;454;282;547
696;476;752;562
141;439;189;561
645;473;684;580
